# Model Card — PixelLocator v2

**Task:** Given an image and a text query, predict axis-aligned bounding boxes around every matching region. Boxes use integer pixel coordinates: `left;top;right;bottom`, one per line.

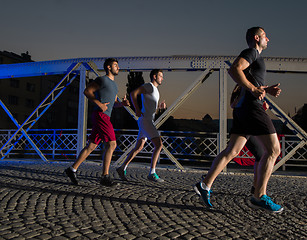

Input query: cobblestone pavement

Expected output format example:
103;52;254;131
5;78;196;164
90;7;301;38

0;160;306;240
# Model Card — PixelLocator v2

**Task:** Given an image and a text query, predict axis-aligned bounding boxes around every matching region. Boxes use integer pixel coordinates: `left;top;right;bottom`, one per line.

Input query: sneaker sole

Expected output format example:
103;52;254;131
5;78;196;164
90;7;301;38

148;178;164;182
249;200;284;213
193;185;201;195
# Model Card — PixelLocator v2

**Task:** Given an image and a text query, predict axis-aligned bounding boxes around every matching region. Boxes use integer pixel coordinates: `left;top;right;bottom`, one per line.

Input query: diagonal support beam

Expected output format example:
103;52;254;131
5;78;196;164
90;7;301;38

0;100;47;161
266;96;307;141
273;140;306;172
155;69;214;129
0;62;81;160
265;96;307;172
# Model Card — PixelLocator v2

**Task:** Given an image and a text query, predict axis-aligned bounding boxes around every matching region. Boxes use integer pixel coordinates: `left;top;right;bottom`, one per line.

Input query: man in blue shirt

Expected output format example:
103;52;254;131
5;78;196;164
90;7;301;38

65;58;129;187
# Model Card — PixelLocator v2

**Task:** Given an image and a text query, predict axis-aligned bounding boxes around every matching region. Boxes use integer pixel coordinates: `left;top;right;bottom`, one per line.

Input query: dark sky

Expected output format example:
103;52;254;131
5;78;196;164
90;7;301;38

1;0;306;119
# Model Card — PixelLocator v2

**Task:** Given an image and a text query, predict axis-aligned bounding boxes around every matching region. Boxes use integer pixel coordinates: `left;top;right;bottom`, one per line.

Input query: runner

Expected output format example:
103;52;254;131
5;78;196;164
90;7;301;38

194;27;283;212
65;58;130;186
116;69;166;182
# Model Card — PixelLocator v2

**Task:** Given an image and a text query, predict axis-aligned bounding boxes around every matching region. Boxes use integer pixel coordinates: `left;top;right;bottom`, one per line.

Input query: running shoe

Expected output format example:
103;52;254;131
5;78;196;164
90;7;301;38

147;173;164;182
100;175;118;187
65;168;78;185
250;195;283;213
116;167;128;181
193;182;213;208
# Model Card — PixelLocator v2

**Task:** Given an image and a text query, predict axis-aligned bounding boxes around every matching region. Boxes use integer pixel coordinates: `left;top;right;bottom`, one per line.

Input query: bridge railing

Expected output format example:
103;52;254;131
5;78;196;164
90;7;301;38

0;129;306;170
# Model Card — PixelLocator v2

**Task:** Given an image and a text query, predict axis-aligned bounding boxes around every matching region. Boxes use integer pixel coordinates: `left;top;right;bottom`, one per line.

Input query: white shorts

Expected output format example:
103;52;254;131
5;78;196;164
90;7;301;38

137;117;160;141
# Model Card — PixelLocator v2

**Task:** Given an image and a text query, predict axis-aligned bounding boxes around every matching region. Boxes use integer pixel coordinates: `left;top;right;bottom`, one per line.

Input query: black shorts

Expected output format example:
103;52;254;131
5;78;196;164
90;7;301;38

230;104;276;136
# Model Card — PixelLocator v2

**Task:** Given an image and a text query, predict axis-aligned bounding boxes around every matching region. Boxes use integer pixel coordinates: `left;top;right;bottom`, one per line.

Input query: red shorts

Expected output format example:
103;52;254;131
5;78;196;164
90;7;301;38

88;111;116;144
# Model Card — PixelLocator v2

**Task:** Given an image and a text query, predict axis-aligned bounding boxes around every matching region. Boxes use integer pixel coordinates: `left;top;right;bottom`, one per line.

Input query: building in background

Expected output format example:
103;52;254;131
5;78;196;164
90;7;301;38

0;51;79;129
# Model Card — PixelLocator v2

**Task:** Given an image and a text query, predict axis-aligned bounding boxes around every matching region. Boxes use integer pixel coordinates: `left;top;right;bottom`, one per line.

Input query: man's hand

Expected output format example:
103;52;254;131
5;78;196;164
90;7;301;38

251;86;267;101
265;83;281;97
122;95;130;107
100;102;110;112
159;100;166;110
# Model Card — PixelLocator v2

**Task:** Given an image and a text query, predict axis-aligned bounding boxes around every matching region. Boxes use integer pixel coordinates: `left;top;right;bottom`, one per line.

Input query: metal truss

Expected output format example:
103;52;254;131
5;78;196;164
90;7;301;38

0;56;306;171
0;62;81;160
264;96;307;172
0;99;47;161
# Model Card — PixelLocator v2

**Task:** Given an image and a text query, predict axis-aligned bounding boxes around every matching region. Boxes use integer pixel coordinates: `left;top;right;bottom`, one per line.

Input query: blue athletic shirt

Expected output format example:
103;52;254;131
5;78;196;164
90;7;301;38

93;76;118;117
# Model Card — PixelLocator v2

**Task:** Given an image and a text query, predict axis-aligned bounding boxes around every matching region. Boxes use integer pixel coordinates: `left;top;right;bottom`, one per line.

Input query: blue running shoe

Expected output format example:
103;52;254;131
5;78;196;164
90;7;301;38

251;195;283;213
148;173;164;182
194;182;213;208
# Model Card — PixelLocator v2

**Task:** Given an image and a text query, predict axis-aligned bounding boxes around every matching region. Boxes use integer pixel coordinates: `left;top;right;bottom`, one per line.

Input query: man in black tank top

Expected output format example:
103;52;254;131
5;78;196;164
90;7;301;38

194;27;284;213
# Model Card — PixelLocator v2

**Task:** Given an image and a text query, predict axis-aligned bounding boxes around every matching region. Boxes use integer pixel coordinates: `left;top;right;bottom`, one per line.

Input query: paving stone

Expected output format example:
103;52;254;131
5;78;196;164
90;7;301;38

85;232;102;239
2;232;20;239
0;160;305;239
36;234;52;240
24;231;41;239
64;232;82;238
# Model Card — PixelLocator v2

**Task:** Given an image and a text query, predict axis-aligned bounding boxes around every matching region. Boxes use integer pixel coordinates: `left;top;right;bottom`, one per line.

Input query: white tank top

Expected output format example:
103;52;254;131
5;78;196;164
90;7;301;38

141;82;160;120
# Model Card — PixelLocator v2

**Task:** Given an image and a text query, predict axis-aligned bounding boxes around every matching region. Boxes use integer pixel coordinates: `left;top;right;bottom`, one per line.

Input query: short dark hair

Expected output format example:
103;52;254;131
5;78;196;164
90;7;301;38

104;58;118;73
246;27;264;46
150;69;163;81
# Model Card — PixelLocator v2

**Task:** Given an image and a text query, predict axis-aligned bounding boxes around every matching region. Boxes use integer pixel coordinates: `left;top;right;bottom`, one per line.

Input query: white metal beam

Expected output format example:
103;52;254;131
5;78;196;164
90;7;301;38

218;69;228;154
1;56;307;79
77;67;88;155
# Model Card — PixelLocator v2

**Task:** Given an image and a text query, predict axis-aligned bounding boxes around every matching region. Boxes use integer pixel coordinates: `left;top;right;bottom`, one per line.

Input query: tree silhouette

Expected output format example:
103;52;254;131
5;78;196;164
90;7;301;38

126;72;145;111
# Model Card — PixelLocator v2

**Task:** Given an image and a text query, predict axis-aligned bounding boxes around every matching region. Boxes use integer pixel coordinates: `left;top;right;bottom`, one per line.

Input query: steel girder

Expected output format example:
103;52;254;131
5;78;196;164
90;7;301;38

1;56;307;80
0;62;81;160
0;56;306;171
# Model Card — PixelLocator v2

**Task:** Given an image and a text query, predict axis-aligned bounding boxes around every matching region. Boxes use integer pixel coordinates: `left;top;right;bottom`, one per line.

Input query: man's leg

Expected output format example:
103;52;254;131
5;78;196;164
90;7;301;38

250;133;283;212
245;136;264;194
100;140;118;187
253;162;259;193
147;137;164;182
65;141;98;185
72;141;98;170
102;140;117;176
254;133;280;198
203;134;247;188
117;138;146;181
149;137;163;171
194;134;247;207
121;138;146;169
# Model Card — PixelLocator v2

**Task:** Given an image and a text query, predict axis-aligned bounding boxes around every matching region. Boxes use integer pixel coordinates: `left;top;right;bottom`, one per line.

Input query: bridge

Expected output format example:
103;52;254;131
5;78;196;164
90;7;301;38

0;56;306;172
